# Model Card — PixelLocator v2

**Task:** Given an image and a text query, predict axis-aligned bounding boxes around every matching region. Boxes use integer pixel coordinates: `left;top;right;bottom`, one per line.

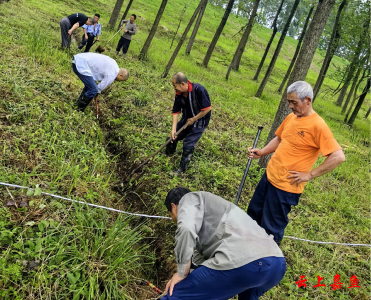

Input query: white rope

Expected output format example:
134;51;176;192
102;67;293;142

283;236;371;247
1;182;370;247
0;182;171;220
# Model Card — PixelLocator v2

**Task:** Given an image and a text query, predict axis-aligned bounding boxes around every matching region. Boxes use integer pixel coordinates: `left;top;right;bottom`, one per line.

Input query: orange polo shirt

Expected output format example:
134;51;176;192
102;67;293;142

266;113;341;194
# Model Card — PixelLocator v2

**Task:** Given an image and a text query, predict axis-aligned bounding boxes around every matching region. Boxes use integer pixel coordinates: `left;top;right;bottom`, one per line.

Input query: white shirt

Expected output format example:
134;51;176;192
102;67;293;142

73;53;119;93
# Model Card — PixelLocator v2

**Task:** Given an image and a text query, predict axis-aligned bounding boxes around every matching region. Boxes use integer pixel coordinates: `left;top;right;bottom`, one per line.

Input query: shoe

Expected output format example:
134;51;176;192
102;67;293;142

76;94;94;112
122;53;126;58
78;43;84;50
165;138;178;156
115;51;119;55
170;148;194;175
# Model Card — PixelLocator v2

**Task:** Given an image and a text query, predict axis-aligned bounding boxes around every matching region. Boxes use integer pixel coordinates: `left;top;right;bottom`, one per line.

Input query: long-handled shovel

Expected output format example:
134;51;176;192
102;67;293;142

95;28;122;53
128;124;188;178
235;126;263;205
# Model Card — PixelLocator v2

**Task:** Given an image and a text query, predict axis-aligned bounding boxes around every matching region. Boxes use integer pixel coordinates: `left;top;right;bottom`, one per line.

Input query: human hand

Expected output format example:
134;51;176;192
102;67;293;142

287;171;313;186
120;26;123;30
96;37;99;41
247;147;263;159
125;30;128;33
186;117;195;126
85;34;88;40
165;273;185;296
171;129;177;141
68;29;72;35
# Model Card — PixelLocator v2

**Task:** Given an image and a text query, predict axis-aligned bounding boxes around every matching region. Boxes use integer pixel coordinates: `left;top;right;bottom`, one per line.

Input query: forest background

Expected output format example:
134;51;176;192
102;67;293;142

0;0;370;299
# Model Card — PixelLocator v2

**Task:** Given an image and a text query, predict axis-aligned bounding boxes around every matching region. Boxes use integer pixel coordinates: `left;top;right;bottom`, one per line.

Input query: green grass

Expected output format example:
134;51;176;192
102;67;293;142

0;0;369;299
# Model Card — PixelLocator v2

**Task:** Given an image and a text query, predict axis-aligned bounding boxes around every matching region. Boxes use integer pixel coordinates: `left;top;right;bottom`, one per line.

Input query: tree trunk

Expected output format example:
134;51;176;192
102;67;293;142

344;67;367;122
202;0;236;68
364;106;371;119
346;77;370;125
117;0;134;30
312;0;346;101
253;0;285;81
226;0;261;80
139;0;168;59
162;0;206;78
185;1;208;54
259;0;336;168
109;0;125;29
336;20;368;106
278;6;313;93
255;0;300;98
341;66;361;113
170;4;189;49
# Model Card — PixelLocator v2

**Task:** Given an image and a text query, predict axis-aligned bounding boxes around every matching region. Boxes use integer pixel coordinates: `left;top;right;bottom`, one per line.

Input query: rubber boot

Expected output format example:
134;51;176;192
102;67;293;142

165;138;178;156
171;148;194;175
76;94;94;112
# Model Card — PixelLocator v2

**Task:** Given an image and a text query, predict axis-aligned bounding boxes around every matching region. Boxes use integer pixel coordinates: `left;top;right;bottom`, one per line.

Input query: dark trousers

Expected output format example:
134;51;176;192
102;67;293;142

81;33;95;52
60;17;71;48
116;37;131;54
247;172;301;242
176;119;206;151
160;257;286;300
72;62;98;99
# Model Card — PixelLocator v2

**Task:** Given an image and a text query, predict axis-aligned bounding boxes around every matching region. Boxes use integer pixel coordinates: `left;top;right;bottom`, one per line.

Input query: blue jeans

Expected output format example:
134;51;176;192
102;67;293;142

72;62;98;99
161;256;286;300
247;172;301;242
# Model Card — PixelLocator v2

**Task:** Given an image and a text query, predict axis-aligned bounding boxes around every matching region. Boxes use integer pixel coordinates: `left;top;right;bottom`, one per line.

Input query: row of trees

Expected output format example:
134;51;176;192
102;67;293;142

107;0;370;167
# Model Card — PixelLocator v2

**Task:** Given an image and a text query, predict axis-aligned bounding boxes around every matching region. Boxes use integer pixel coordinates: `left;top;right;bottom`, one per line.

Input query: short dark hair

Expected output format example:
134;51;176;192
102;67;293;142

172;72;188;84
131;14;137;20
95;14;100;18
165;187;191;211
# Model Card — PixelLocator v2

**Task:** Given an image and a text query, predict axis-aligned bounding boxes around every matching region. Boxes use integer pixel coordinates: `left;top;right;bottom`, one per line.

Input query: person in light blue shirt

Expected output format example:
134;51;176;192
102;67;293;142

78;14;101;52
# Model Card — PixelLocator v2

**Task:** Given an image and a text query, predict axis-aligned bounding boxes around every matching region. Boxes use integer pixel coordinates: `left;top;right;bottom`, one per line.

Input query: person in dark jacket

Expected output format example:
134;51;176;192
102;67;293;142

60;13;94;49
166;73;212;174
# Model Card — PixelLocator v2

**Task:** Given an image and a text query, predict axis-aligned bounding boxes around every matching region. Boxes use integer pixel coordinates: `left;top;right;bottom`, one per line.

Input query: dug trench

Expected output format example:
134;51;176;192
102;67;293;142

98;103;177;299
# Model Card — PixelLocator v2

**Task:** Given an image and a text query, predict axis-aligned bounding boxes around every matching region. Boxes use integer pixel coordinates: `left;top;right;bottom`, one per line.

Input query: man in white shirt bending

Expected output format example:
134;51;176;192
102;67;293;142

72;53;129;111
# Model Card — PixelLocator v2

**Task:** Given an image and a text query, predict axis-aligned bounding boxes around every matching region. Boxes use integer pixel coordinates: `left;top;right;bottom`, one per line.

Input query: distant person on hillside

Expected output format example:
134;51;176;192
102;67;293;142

60;13;95;49
166;72;212;175
78;13;101;52
247;81;345;246
162;187;286;300
72;53;129;112
115;14;137;58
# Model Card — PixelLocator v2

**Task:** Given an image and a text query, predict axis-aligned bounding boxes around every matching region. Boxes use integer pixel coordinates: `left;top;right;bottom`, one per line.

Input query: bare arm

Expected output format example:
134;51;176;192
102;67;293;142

171;114;179;140
186;107;212;126
68;23;80;35
287;149;345;186
83;28;87;39
165;259;191;296
248;136;281;159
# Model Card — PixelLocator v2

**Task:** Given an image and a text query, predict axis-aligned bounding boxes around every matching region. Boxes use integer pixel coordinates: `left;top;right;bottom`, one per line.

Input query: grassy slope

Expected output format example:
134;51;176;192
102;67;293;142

0;0;369;299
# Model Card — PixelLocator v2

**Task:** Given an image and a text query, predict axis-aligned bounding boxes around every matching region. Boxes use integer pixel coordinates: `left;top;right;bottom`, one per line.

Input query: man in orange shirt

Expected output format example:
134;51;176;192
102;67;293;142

247;81;345;245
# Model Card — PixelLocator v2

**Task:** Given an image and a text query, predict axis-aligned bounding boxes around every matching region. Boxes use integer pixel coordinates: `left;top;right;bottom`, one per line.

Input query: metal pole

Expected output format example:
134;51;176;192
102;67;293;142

235;126;263;205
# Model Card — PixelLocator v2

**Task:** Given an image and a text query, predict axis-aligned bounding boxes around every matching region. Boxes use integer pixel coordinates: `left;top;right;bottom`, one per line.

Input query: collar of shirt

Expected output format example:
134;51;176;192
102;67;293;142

175;80;193;96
